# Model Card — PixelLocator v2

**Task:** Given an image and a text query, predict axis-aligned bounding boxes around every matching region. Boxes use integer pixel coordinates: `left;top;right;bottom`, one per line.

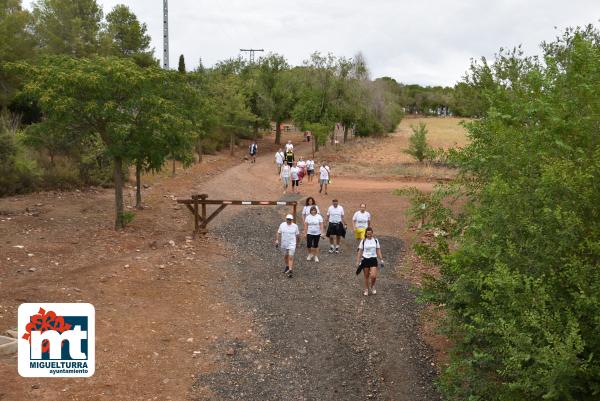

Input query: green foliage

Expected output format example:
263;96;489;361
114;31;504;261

178;54;186;73
121;211;135;226
32;0;103;57
422;25;600;400
404;122;432;162
103;4;154;66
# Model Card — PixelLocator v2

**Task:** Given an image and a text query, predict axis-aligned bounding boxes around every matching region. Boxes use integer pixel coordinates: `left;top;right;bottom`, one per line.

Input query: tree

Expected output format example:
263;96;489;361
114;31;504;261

103;4;155;67
0;0;37;107
422;25;600;400
15;56;197;228
178;54;186;73
32;0;103;57
404;122;431;162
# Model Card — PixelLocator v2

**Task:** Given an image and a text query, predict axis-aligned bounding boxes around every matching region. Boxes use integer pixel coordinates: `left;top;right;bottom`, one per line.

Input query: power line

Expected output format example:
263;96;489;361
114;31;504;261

240;48;264;64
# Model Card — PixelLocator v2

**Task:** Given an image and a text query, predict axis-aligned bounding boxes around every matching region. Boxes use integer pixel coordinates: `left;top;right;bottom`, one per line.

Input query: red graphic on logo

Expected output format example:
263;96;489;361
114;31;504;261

22;308;72;352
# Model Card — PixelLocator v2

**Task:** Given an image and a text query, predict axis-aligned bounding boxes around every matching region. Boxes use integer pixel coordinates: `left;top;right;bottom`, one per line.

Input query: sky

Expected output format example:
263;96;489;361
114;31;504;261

24;0;600;86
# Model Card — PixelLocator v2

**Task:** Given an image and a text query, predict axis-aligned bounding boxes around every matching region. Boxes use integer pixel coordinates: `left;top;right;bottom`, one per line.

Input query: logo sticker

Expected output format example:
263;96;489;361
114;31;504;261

18;303;95;377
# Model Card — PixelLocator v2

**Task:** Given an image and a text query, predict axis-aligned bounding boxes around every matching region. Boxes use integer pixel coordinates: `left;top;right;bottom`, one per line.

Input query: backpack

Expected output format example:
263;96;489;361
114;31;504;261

358;237;379;252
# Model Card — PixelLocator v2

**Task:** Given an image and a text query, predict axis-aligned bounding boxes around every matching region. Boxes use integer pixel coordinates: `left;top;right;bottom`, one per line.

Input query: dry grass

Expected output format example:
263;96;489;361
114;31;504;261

319;116;471;179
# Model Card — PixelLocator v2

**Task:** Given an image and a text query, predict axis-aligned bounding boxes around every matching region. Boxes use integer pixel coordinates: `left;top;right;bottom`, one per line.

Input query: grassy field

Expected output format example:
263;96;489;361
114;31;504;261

321;116;471;180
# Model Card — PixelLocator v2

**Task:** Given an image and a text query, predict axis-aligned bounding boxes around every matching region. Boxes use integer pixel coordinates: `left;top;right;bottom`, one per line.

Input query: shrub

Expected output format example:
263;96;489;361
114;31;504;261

404;122;432;162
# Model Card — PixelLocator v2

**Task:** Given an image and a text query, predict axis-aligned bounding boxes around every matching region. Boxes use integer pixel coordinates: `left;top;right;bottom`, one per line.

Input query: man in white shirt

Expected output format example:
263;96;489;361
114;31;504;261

275;148;284;174
276;214;300;277
352;203;372;244
319;162;331;195
285;140;294;152
325;199;346;254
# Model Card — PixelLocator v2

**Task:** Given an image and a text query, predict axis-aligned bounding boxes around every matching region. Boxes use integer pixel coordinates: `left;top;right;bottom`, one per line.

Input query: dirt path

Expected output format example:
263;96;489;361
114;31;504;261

0;133;440;400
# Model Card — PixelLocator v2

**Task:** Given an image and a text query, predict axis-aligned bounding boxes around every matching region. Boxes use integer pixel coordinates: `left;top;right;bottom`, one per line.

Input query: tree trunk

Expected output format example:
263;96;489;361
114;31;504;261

135;161;142;210
172;159;176;176
196;141;203;163
343;125;349;143
113;156;125;230
230;131;235;156
275;120;282;145
314;135;320;152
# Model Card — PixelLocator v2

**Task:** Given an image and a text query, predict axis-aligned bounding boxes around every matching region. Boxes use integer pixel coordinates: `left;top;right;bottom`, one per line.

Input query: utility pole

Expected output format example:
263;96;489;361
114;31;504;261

240;48;264;64
163;0;169;69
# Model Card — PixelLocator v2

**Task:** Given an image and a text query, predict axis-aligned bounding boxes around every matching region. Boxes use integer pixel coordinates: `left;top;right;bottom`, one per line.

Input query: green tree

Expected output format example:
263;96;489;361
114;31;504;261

15;56;197;228
422;26;600;400
178;54;186;73
0;0;37;107
103;4;155;67
32;0;103;57
404;122;431;162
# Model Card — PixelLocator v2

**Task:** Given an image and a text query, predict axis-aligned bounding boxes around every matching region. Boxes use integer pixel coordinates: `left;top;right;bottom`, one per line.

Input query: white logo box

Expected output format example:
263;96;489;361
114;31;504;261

18;303;95;378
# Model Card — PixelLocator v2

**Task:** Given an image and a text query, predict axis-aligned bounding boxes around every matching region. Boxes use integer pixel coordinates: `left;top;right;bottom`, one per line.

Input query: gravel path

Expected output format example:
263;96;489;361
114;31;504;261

191;198;440;401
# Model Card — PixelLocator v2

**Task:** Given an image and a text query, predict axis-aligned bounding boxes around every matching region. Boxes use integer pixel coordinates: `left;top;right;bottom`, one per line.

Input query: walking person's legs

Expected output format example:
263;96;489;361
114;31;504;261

363;267;370;295
370;267;378;294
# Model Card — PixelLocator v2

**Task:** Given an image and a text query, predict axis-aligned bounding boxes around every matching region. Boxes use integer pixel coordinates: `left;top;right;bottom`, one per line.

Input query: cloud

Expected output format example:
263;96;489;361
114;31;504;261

23;0;600;85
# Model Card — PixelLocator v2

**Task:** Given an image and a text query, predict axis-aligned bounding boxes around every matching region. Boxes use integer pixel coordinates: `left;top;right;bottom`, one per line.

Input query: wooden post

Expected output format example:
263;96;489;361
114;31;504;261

200;194;208;232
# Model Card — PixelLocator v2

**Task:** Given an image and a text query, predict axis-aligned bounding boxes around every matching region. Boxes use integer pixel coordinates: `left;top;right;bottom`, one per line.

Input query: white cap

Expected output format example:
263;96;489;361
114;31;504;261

285;214;294;220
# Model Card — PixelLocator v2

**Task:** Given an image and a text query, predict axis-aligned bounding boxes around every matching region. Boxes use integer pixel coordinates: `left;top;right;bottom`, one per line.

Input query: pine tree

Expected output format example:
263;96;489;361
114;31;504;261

178;54;186;73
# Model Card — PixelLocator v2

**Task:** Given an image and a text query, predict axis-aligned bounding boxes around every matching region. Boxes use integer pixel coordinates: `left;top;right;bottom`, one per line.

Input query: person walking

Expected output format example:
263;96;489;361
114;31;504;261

276;214;300;278
275;148;285;174
280;163;291;194
352;203;372;244
319;161;331;194
297;157;307;183
325;199;346;254
302;197;320;222
304;206;324;263
306;158;315;183
285;140;294;152
290;161;301;194
249;140;258;163
285;148;295;167
355;227;384;296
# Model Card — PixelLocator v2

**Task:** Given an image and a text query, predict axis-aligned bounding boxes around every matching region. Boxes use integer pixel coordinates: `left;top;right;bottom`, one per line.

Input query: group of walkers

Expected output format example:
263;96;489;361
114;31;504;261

275;142;330;195
276;196;384;296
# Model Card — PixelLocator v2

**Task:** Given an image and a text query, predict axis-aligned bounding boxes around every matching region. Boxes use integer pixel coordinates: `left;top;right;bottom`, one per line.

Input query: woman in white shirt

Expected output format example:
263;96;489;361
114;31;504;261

303;206;324;262
319;162;331;195
290;161;301;194
306;159;315;183
302;197;320;222
275;148;284;174
280;163;291;194
355;227;384;296
352;203;372;244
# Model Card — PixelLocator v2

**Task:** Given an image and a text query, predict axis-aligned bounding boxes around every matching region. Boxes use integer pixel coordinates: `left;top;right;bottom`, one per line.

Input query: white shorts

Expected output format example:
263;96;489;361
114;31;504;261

281;247;296;256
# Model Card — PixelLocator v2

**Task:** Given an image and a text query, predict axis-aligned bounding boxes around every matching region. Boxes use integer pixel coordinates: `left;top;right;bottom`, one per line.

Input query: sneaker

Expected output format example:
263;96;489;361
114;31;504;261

287;270;293;278
314;256;319;263
328;247;334;254
363;289;369;296
371;288;377;295
283;266;289;274
307;254;313;261
335;248;340;254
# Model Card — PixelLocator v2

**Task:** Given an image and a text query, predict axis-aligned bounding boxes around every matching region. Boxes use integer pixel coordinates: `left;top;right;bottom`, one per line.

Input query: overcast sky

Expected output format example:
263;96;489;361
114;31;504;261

24;0;600;86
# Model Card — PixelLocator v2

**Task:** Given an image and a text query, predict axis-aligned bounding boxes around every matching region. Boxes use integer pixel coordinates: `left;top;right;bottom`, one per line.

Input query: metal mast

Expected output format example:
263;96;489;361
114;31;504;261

163;0;169;69
240;48;264;64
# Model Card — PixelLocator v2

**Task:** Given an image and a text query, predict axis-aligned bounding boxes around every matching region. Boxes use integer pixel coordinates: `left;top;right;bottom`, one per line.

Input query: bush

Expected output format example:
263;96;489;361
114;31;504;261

404;122;432;162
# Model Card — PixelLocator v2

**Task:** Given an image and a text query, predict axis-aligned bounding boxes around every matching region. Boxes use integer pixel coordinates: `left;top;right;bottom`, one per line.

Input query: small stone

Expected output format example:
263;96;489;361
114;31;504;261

226;348;235;356
186;338;194;343
168;240;176;247
28;267;37;272
31;384;40;390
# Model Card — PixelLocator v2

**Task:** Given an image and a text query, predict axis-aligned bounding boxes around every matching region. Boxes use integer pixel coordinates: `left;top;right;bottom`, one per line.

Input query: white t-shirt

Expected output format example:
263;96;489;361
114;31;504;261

297;161;306;170
327;205;344;223
359;238;380;258
353;211;371;229
306;160;315;170
278;222;299;249
320;165;330;180
290;166;300;180
285;143;294;152
302;205;320;219
281;165;290;178
275;151;284;164
304;214;323;235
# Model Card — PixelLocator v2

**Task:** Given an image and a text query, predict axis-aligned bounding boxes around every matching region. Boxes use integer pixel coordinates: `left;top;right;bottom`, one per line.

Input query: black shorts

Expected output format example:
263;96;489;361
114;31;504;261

287;161;293;166
307;169;314;176
292;179;299;187
306;234;320;248
360;257;378;269
326;222;344;237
